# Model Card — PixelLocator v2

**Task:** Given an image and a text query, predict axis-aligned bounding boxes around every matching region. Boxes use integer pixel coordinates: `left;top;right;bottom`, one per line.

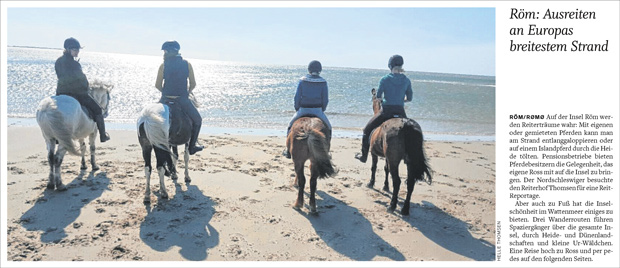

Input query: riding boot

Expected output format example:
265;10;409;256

94;114;110;142
188;125;204;155
282;126;292;159
354;134;369;163
282;148;291;159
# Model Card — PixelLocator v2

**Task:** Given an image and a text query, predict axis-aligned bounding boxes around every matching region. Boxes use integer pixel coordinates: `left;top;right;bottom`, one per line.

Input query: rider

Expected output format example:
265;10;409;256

55;37;110;143
155;40;204;155
355;55;412;163
282;60;331;159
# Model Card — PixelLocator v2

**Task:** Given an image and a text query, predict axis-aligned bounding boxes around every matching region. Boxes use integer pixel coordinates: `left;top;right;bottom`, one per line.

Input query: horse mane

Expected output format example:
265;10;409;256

89;80;114;94
371;88;381;115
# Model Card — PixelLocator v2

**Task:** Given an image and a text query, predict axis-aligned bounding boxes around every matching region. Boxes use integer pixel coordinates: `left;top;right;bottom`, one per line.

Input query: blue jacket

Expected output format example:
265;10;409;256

376;73;412;106
294;74;329;111
162;55;190;98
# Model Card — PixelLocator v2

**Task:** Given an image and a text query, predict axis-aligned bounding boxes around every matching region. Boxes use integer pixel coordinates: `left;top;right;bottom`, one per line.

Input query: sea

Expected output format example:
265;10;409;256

6;47;495;141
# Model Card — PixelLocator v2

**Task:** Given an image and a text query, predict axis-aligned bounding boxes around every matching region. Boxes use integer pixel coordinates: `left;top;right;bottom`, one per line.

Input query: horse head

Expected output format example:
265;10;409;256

371;88;381;115
89;80;113;117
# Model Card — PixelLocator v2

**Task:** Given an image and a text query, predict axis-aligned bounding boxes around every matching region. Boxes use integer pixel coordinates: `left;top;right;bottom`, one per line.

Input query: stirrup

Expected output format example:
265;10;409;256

100;132;110;143
189;145;204;155
282;148;291;159
354;152;367;163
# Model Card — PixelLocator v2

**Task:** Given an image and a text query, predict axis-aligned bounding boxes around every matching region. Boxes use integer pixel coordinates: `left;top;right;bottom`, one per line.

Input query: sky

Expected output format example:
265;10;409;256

5;5;495;76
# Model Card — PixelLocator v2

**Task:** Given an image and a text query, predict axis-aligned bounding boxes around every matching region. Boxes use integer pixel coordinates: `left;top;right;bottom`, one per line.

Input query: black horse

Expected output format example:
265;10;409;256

137;101;194;203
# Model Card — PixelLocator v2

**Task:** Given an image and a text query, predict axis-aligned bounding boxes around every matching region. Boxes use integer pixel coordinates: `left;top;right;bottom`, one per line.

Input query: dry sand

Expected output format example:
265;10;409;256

5;126;496;262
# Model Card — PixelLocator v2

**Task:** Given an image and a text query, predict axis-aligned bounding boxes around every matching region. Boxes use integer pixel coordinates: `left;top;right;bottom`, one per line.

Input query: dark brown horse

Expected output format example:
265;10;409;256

286;116;336;213
367;88;432;215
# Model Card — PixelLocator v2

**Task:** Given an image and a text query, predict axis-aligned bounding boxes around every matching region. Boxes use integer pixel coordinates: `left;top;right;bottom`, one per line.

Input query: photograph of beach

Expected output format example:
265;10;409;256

3;5;496;262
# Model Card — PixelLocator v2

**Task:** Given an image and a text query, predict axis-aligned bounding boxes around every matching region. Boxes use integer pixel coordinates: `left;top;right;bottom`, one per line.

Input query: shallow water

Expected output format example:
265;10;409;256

7;47;495;141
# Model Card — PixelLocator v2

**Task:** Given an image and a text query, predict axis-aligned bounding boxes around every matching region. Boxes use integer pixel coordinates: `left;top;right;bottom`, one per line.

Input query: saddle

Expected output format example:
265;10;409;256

160;98;193;144
56;93;96;120
80;106;95;120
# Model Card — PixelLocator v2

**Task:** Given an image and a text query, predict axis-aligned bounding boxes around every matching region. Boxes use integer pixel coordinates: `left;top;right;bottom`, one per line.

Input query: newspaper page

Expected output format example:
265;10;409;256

496;1;619;267
1;1;619;268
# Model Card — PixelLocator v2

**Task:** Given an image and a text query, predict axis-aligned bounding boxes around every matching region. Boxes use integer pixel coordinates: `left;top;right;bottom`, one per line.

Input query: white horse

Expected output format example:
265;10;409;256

137;95;198;203
36;81;113;191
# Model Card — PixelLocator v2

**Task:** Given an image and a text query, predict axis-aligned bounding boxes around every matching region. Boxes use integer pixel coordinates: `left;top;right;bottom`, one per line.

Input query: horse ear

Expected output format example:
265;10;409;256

371;88;376;95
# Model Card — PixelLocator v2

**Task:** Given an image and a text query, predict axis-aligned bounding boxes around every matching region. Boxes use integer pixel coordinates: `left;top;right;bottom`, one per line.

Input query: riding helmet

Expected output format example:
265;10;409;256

63;37;82;50
388;54;404;70
308;60;322;74
161;40;181;51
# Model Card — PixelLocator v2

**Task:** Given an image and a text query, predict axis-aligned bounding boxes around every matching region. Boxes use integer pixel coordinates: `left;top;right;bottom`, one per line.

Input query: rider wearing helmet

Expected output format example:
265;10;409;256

155;40;204;155
55;37;110;142
355;55;412;163
282;60;331;159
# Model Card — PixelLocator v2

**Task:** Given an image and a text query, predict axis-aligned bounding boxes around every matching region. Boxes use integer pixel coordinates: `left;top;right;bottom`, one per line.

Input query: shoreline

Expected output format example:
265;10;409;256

5;127;496;261
7;117;496;142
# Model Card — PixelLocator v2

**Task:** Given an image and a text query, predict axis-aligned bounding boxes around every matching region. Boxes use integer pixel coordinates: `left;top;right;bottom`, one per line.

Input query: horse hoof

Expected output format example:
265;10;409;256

143;198;151;204
92;165;100;171
383;186;390;192
293;202;302;210
171;175;178;181
81;165;88;170
161;193;169;199
56;184;67;191
47;183;55;190
387;207;396;213
185;177;191;183
402;205;410;215
366;183;374;188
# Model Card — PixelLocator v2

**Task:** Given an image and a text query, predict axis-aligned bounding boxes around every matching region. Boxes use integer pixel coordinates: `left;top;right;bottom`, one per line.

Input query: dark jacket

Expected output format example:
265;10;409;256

162;55;190;98
55;52;89;95
294;74;329;111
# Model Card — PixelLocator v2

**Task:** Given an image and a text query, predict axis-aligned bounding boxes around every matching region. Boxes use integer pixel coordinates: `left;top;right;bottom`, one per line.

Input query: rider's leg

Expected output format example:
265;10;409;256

181;98;203;155
79;94;110;142
355;113;384;163
315;110;332;132
283;111;302;159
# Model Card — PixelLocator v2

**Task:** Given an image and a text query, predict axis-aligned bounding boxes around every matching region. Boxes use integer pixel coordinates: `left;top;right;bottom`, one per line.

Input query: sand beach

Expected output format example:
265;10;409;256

5;126;495;262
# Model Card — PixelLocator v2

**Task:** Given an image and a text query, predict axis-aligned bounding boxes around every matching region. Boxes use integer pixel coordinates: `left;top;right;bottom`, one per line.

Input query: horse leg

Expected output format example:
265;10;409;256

402;168;416;216
309;163;319;213
79;139;87;170
89;132;99;170
142;144;153;203
154;148;169;199
388;160;401;213
46;140;57;190
53;146;68;191
367;154;378;188
157;166;169;199
184;145;191;183
383;161;390;192
168;146;178;181
292;160;305;210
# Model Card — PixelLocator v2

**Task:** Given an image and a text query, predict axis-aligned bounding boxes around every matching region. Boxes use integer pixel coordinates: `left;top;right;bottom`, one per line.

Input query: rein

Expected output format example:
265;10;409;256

90;89;111;118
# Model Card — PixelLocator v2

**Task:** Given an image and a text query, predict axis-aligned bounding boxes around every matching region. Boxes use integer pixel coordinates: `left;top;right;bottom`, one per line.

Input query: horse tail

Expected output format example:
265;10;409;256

36;100;80;155
137;104;174;156
403;119;432;184
297;128;337;178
